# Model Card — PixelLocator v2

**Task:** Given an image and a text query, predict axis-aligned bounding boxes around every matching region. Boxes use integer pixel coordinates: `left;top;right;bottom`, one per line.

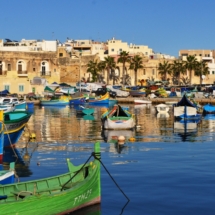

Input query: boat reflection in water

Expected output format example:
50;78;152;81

173;119;200;142
157;112;170;118
68;204;101;215
3;146;33;177
101;129;135;153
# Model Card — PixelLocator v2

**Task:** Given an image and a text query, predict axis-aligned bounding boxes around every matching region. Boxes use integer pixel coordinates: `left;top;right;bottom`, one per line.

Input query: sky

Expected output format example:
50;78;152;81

2;0;215;57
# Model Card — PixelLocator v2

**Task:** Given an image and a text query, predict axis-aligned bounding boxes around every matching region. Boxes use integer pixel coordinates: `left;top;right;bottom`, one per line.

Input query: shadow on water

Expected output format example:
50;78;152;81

66;204;101;215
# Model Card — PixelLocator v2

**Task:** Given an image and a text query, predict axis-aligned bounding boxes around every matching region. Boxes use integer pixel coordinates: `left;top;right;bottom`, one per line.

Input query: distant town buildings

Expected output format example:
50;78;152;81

0;36;214;95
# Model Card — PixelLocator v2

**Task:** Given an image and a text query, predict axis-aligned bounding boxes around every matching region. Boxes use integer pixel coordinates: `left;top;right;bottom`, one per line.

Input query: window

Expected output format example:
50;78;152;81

4;85;10;91
33;68;35;72
54;69;56;72
212;71;215;74
111;49;114;52
152;69;155;75
145;52;148;55
8;64;11;71
19;85;24;92
113;41;115;43
59;53;63;57
199;54;202;56
119;48;122;52
143;69;146;75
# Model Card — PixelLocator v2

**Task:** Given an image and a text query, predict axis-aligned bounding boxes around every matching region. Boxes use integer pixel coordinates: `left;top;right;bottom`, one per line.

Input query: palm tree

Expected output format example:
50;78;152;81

184;55;198;84
171;60;186;85
129;55;144;86
86;60;99;82
194;61;209;85
97;61;106;83
117;51;130;86
104;56;116;85
158;60;172;81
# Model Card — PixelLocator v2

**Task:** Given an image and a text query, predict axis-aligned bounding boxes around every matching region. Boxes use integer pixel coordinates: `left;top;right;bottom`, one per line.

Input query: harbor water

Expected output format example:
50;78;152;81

5;104;215;215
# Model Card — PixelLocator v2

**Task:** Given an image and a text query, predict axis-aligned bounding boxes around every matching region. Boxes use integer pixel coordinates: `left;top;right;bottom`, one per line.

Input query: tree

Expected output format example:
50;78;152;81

97;61;106;83
104;56;116;85
194;61;209;85
86;60;99;82
117;51;130;86
129;55;144;86
158;60;172;81
184;55;198;84
171;60;186;85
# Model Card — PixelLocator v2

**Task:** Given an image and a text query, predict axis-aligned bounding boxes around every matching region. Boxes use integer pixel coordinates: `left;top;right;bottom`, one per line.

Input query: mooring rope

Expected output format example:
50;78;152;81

61;151;130;202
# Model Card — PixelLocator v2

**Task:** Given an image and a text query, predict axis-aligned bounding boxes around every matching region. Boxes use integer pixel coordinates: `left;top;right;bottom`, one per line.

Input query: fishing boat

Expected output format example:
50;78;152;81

3;111;32;147
76;105;95;115
155;103;170;113
0;162;15;185
173;94;201;120
0;97;26;111
203;104;215;114
89;92;109;105
40;95;70;106
69;97;86;105
101;104;135;130
0;142;101;215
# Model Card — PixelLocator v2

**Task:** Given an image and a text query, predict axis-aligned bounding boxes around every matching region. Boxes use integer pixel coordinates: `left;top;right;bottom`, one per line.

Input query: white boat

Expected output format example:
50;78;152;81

101;105;136;130
0;97;26;111
106;85;130;97
134;99;152;104
155;103;170;113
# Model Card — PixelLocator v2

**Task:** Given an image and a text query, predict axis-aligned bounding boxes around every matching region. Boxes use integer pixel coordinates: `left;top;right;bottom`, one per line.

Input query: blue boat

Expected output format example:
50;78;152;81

89;92;109;105
203;104;215;114
3;111;32;147
69;97;86;105
0;162;15;185
0;115;15;185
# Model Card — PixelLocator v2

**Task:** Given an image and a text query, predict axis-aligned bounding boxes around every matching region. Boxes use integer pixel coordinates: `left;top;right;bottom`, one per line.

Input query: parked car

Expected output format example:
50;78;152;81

92;88;117;98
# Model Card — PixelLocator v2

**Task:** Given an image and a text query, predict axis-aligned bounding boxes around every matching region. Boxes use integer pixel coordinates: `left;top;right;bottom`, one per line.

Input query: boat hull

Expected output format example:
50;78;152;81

0;142;101;215
69;97;86;105
40;100;69;106
103;117;135;130
89;99;109;104
0;171;15;185
4;111;32;147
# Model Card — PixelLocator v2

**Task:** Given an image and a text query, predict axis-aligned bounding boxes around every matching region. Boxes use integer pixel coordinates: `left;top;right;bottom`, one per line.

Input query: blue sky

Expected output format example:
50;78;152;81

2;0;215;57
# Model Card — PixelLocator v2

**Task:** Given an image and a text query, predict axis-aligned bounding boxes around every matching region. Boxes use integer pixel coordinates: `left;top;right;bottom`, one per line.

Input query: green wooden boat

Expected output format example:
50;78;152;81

0;142;101;215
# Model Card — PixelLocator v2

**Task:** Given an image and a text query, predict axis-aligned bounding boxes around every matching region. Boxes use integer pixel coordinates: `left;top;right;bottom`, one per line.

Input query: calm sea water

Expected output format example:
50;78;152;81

4;104;215;215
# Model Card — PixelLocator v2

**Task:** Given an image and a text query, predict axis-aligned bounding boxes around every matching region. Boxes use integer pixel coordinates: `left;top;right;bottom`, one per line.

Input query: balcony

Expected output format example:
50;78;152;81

0;70;7;76
17;71;28;77
40;71;51;77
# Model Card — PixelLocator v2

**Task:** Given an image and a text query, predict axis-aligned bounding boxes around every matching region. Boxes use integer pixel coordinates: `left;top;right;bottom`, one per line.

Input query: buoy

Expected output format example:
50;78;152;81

29;133;36;139
118;136;125;145
129;137;136;142
37;162;40;166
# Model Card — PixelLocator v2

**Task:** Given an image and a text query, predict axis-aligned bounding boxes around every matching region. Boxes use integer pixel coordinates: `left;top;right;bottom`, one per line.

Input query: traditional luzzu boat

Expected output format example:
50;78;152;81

0;142;101;215
0;116;15;184
89;92;109;105
101;104;135;130
2;111;32;147
203;104;215;114
173;94;202;120
40;95;70;106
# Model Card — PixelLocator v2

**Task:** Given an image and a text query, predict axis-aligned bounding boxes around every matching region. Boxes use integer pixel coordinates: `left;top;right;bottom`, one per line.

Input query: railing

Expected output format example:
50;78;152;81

0;70;7;75
40;71;51;76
